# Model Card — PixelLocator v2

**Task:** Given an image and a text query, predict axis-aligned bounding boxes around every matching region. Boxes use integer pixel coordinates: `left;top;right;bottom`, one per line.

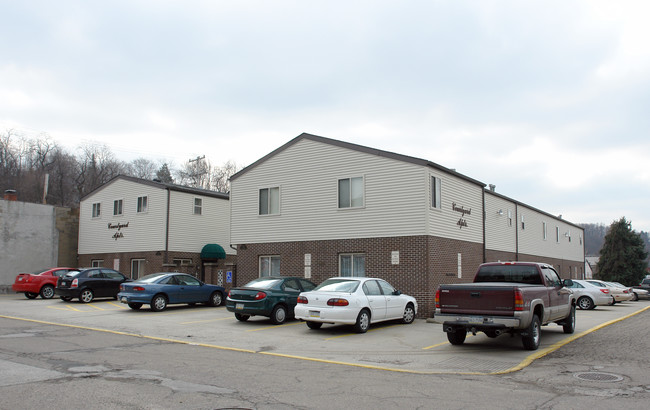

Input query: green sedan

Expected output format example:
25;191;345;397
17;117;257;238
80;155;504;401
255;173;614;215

226;276;317;324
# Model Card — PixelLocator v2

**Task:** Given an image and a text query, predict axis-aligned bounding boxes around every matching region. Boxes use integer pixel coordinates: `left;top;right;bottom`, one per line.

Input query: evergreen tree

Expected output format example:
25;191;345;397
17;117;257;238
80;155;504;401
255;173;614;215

597;217;648;285
156;163;174;183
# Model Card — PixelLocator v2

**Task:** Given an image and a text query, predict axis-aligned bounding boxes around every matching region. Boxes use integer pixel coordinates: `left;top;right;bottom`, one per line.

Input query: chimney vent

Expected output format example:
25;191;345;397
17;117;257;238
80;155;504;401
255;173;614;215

4;189;17;201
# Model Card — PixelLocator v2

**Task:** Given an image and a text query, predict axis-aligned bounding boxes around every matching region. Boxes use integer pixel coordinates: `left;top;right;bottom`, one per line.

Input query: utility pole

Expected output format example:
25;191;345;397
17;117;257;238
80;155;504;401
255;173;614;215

187;155;207;187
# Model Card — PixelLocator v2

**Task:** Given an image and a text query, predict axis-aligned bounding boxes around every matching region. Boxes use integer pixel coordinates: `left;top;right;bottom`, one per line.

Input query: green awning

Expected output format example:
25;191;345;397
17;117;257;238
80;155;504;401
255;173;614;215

200;244;226;260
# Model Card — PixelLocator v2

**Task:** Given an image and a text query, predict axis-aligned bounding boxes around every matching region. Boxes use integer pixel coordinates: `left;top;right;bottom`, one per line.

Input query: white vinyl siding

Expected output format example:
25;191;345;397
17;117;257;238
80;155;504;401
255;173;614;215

484;193;517;253
231;138;433;243
79;177;233;256
518;206;584;262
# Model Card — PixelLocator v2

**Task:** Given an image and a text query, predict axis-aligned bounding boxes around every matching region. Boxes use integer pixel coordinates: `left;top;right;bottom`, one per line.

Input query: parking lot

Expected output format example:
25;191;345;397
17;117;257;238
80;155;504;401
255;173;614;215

1;294;649;375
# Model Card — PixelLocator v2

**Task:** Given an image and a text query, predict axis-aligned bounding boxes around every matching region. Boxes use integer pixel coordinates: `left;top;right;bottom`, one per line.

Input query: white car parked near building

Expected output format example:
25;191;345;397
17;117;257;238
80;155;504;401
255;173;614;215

294;277;417;333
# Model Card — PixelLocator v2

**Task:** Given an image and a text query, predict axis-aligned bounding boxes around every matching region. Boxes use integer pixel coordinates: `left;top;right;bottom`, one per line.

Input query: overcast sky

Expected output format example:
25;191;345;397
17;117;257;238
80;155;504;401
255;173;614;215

1;1;649;231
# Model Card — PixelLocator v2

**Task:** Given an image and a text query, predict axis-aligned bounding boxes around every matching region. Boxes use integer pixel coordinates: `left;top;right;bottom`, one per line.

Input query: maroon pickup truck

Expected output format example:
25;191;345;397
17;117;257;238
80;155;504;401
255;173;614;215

433;262;576;350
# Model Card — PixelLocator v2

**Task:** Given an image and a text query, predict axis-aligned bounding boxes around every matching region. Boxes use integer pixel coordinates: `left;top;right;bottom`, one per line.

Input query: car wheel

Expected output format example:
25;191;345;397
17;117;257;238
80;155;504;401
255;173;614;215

306;321;322;330
522;315;541;350
24;292;38;299
79;289;94;303
562;305;576;334
401;303;415;324
353;309;371;333
577;296;594;310
151;294;167;312
39;285;55;299
270;305;288;325
234;313;250;321
447;328;467;345
128;302;143;310
60;296;73;302
208;291;224;307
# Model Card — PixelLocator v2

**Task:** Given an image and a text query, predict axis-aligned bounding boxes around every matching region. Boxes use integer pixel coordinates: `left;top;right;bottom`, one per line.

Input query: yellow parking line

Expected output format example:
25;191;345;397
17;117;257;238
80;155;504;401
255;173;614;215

106;302;128;309
87;304;105;311
422;341;449;350
65;304;81;312
246;322;303;332
46;306;78;312
181;317;233;325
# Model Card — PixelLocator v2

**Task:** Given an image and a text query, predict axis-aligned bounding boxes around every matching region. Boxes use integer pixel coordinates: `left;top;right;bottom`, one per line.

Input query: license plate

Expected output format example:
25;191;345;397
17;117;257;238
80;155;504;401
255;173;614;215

468;316;484;324
236;303;244;310
61;282;67;286
309;310;320;318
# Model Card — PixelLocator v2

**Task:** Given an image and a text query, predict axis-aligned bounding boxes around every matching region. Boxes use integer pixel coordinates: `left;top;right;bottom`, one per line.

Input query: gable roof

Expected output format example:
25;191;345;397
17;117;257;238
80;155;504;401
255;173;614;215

81;174;229;201
230;132;485;187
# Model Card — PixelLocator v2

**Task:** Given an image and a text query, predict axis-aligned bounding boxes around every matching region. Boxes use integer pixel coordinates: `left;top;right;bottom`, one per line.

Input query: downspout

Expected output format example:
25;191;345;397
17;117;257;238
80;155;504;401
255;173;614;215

482;189;486;263
515;204;519;261
164;188;171;263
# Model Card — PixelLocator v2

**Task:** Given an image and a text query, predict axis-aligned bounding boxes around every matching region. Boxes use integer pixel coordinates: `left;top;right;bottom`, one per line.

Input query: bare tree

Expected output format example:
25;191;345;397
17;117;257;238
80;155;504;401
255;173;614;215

210;160;241;192
177;156;211;189
126;157;159;180
75;143;128;198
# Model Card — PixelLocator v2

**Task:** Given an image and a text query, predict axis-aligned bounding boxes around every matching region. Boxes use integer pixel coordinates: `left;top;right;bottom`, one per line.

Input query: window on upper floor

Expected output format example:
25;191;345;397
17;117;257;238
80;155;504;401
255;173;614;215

543;222;547;240
338;177;364;208
431;176;441;209
521;214;525;230
556;226;560;243
113;199;123;216
259;187;280;215
137;196;148;213
92;203;101;218
508;210;513;227
194;197;202;215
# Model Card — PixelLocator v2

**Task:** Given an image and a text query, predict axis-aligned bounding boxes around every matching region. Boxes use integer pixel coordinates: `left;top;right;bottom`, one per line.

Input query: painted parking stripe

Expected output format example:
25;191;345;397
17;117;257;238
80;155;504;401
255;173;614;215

2;305;648;375
181;317;233;325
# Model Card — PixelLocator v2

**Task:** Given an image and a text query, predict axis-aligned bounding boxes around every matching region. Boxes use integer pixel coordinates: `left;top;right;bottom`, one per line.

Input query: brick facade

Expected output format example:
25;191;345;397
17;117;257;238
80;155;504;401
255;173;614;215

78;252;237;292
235;235;485;318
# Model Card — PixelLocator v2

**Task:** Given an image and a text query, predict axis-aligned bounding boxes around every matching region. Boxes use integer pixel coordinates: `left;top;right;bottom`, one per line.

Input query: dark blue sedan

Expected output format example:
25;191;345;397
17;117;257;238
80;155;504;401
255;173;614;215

117;272;226;312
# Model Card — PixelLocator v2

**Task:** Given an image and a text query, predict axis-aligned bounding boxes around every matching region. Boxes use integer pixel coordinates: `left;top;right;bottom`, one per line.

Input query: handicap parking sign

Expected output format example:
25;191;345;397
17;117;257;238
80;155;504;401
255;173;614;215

226;271;232;283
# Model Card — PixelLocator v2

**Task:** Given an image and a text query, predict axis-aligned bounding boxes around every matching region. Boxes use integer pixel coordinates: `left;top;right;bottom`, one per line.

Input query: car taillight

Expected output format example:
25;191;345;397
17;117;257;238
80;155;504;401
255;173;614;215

227;291;232;298
599;289;610;294
254;292;266;300
133;286;145;291
327;298;349;306
435;289;440;308
297;296;308;304
71;278;78;288
514;289;524;311
622;289;629;293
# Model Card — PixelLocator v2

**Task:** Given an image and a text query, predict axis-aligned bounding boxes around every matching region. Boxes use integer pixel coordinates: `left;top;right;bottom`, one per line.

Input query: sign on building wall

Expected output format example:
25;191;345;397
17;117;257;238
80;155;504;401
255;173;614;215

391;251;399;265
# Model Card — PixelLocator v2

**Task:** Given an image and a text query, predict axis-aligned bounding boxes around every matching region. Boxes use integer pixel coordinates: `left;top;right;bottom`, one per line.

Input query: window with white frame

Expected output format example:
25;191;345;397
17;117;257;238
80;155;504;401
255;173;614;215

338;177;364;208
259;187;280;215
431;176;441;209
556;226;560;243
521;214;525;230
508;210;513;227
130;259;145;279
543;222;547;240
137;196;148;213
172;258;193;266
339;253;366;277
113;199;123;216
91;259;103;267
260;256;280;277
193;197;202;215
92;203;101;218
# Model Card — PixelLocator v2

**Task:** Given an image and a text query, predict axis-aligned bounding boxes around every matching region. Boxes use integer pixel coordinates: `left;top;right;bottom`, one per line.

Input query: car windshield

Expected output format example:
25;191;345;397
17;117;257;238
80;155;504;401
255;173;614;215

244;278;282;289
136;273;169;283
313;279;360;293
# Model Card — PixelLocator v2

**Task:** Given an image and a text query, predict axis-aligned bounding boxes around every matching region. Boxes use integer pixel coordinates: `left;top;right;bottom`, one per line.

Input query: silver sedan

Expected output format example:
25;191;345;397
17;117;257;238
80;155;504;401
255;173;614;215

567;279;614;310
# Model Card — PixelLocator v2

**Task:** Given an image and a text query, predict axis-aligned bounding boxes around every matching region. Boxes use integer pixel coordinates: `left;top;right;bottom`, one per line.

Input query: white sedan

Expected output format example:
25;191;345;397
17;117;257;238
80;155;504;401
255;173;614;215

294;277;418;333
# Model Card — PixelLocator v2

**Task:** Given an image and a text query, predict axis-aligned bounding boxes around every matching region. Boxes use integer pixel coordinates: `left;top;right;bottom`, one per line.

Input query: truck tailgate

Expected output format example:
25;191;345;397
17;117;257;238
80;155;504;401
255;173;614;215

438;284;517;316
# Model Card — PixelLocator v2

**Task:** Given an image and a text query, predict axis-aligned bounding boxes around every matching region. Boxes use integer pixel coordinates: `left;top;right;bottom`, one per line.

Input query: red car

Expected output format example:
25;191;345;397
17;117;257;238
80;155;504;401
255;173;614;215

12;267;77;299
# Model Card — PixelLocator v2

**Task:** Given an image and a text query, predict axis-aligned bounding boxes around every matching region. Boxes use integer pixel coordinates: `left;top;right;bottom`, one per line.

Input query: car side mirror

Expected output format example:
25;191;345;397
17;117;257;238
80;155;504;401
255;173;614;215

393;290;402;296
563;279;574;287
